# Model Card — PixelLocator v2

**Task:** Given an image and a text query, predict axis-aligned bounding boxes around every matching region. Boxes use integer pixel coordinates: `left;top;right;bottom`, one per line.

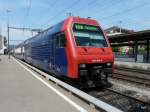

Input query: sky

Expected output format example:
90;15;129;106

0;0;150;44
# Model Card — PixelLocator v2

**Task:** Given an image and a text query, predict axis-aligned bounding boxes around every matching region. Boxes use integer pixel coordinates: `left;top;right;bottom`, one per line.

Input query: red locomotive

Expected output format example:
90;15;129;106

14;17;114;88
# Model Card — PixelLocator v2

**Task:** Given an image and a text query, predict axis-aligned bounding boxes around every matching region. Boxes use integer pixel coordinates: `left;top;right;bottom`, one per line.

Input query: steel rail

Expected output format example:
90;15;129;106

106;88;150;106
113;67;150;86
86;88;150;112
115;66;150;75
112;74;150;87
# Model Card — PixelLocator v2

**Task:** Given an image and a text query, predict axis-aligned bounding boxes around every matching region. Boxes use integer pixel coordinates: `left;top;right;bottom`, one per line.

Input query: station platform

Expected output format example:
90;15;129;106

0;55;87;112
115;61;150;70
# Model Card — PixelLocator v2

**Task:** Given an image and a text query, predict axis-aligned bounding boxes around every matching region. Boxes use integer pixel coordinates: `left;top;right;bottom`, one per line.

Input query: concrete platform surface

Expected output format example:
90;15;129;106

0;55;85;112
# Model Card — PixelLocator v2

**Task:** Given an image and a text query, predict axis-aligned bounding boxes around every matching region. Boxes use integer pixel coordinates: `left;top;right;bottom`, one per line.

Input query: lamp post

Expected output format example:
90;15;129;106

67;12;72;17
119;21;122;33
6;9;11;59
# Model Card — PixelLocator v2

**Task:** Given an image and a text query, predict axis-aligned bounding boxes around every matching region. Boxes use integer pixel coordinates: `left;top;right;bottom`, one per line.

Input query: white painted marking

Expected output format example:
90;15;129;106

13;58;88;112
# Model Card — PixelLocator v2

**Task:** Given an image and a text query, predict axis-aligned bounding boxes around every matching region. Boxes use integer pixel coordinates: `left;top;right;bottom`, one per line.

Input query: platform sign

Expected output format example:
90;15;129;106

137;54;144;62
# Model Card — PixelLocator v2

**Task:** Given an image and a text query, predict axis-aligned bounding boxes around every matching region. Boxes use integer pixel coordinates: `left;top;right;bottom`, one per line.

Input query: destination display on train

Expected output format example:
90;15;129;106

73;23;99;31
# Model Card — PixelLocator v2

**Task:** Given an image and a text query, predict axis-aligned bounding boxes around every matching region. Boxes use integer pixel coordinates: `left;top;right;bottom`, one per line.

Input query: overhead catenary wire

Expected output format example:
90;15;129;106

41;0;81;28
73;0;120;16
97;1;150;31
91;0;124;17
68;0;123;20
36;0;150;32
40;0;123;28
71;0;98;14
22;0;32;40
105;17;150;31
26;0;32;21
23;0;32;28
37;0;59;18
99;1;150;20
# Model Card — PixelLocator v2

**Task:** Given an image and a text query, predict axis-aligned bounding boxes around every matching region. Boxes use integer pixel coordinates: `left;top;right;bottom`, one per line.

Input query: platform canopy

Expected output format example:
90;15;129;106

108;30;150;43
108;30;150;63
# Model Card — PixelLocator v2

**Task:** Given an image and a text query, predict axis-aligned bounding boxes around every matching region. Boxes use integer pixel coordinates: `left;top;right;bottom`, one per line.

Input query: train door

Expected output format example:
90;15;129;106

55;32;67;76
51;36;56;69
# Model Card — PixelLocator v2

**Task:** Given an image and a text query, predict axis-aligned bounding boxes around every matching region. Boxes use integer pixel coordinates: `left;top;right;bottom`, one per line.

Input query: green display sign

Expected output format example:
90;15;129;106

74;24;98;31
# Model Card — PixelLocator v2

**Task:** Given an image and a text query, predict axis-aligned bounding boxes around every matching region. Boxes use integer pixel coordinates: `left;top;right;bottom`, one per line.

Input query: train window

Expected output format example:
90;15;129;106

56;33;66;48
73;23;107;48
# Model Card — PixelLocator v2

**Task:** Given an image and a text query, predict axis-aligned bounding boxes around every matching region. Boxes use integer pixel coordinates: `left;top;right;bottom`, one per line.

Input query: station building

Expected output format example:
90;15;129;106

105;26;150;63
105;26;134;56
105;26;134;36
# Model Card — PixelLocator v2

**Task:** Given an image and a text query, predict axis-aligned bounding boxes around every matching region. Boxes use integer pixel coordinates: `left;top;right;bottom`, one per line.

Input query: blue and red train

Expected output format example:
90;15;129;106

14;17;114;88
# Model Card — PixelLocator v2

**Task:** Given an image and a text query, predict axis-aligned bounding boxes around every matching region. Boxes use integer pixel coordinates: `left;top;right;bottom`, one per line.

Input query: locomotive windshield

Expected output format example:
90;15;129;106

73;23;107;47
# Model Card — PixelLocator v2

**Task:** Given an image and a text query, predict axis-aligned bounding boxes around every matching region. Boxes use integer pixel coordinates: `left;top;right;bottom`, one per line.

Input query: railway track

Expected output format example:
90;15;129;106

86;88;150;112
15;57;150;112
113;73;150;86
113;67;150;87
115;66;150;75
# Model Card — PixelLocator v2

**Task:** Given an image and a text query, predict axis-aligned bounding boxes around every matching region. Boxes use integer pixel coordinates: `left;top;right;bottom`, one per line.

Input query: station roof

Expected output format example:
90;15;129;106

105;26;134;34
108;30;150;43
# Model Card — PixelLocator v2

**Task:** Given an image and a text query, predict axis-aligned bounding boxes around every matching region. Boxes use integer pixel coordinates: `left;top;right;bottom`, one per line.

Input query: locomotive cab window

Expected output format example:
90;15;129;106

56;33;66;48
73;23;107;47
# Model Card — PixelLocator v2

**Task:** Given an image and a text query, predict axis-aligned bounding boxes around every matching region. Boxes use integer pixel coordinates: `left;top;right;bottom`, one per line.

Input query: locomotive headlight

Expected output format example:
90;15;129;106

106;62;112;67
79;64;86;68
